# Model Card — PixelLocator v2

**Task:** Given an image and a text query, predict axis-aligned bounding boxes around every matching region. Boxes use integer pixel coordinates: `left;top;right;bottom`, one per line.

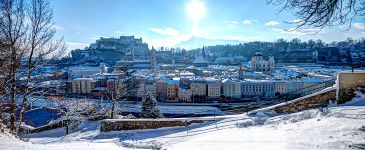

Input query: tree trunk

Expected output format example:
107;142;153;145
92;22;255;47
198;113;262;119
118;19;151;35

9;48;17;132
17;47;34;133
111;96;115;119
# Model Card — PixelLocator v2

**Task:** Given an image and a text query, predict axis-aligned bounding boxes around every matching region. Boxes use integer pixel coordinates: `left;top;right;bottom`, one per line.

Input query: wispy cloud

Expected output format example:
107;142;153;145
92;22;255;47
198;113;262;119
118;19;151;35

66;42;89;51
114;30;123;35
353;23;365;30
202;35;258;41
150;27;179;36
146;34;191;48
52;24;65;30
91;36;109;40
242;19;257;25
265;21;279;26
224;20;240;26
271;27;322;35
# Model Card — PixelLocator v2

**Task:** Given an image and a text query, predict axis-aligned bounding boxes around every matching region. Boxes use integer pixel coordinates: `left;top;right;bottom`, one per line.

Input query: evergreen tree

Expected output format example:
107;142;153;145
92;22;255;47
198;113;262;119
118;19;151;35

140;91;163;119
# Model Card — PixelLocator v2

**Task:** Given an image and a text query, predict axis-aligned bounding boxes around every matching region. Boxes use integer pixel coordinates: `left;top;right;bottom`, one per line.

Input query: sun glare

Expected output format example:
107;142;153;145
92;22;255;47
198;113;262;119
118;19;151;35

186;0;206;21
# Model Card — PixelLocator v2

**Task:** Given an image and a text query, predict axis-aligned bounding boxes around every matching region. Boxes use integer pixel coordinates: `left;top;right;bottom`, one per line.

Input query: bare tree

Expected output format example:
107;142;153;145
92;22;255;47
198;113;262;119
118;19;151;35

0;0;65;133
268;0;365;29
17;0;65;133
0;0;28;132
47;98;97;135
109;75;139;119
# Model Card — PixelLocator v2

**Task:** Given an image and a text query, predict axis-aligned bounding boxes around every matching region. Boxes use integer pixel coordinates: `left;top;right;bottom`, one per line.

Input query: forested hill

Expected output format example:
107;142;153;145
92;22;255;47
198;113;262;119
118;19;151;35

190;38;365;63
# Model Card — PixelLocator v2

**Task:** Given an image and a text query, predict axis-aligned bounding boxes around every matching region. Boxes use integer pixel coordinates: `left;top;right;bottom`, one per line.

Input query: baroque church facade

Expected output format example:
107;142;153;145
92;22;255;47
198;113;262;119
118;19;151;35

249;51;275;73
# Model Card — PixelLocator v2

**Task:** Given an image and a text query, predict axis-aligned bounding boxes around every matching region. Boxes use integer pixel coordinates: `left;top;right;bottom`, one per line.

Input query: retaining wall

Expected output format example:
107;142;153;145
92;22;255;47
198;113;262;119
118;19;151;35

100;119;207;132
274;89;336;113
337;71;365;104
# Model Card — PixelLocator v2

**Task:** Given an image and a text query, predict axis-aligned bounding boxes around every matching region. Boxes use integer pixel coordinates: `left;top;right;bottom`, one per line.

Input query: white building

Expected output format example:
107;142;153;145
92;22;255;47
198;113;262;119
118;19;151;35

68;65;106;80
241;80;275;98
178;86;192;102
249;51;275;73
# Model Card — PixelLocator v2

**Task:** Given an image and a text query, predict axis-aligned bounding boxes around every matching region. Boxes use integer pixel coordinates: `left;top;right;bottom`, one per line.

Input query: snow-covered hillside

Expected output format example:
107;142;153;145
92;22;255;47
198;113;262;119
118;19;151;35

168;106;365;150
1;96;365;150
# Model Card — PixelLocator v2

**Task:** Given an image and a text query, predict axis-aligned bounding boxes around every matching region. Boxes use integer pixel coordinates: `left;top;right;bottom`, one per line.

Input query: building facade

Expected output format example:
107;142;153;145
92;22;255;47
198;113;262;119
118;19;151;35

207;80;221;99
249;51;275;73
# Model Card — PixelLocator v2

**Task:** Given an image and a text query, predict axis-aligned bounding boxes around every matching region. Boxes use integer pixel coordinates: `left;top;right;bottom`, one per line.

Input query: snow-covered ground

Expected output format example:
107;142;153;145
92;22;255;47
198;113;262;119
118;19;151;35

1;95;365;150
169;107;365;150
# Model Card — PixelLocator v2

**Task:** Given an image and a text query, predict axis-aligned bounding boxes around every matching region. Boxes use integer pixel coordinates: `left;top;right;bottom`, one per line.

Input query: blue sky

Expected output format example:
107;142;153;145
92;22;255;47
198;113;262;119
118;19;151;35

50;0;365;51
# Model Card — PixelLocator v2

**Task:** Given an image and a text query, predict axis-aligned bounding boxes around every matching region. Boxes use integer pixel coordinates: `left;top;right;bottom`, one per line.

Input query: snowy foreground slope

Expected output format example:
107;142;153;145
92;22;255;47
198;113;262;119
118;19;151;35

169;107;365;150
1;106;365;149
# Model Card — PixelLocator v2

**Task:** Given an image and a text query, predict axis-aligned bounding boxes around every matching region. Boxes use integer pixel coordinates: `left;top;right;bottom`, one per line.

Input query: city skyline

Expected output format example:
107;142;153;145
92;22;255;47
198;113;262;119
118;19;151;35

51;0;365;51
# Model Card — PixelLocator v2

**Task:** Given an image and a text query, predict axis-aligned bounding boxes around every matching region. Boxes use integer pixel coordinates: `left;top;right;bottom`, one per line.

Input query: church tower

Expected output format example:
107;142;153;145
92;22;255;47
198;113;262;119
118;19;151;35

125;49;134;61
183;49;188;65
238;64;244;80
151;47;157;74
202;47;206;60
268;56;275;71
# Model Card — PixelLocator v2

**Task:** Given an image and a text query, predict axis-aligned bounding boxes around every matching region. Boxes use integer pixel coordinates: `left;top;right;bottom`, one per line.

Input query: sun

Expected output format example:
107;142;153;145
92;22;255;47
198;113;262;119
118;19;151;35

186;0;206;21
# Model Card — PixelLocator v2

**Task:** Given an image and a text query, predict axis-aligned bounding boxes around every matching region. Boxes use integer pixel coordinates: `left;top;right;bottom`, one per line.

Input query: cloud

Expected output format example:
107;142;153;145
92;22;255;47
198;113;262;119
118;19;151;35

52;24;64;30
66;42;89;51
114;30;123;34
150;27;179;36
288;19;305;25
202;35;258;41
224;20;240;26
271;27;322;35
242;19;257;25
353;23;365;30
231;20;240;25
146;34;191;48
91;36;109;40
265;21;280;26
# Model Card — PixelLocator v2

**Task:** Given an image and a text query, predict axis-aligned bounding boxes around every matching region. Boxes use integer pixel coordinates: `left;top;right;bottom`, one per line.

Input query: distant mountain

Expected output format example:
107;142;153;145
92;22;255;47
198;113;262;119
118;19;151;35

175;36;244;50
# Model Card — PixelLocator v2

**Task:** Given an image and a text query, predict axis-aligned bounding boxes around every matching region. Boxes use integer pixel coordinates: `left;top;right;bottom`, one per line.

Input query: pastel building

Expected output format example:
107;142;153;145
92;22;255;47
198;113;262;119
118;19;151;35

68;78;97;94
222;79;236;98
274;81;287;95
167;80;179;102
190;79;207;102
206;79;221;99
156;77;168;101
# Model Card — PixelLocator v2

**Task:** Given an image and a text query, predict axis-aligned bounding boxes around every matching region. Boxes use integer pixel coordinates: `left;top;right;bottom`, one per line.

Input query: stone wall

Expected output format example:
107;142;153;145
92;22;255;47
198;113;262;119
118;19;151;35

338;72;365;104
21;120;66;134
100;119;206;132
274;89;336;114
